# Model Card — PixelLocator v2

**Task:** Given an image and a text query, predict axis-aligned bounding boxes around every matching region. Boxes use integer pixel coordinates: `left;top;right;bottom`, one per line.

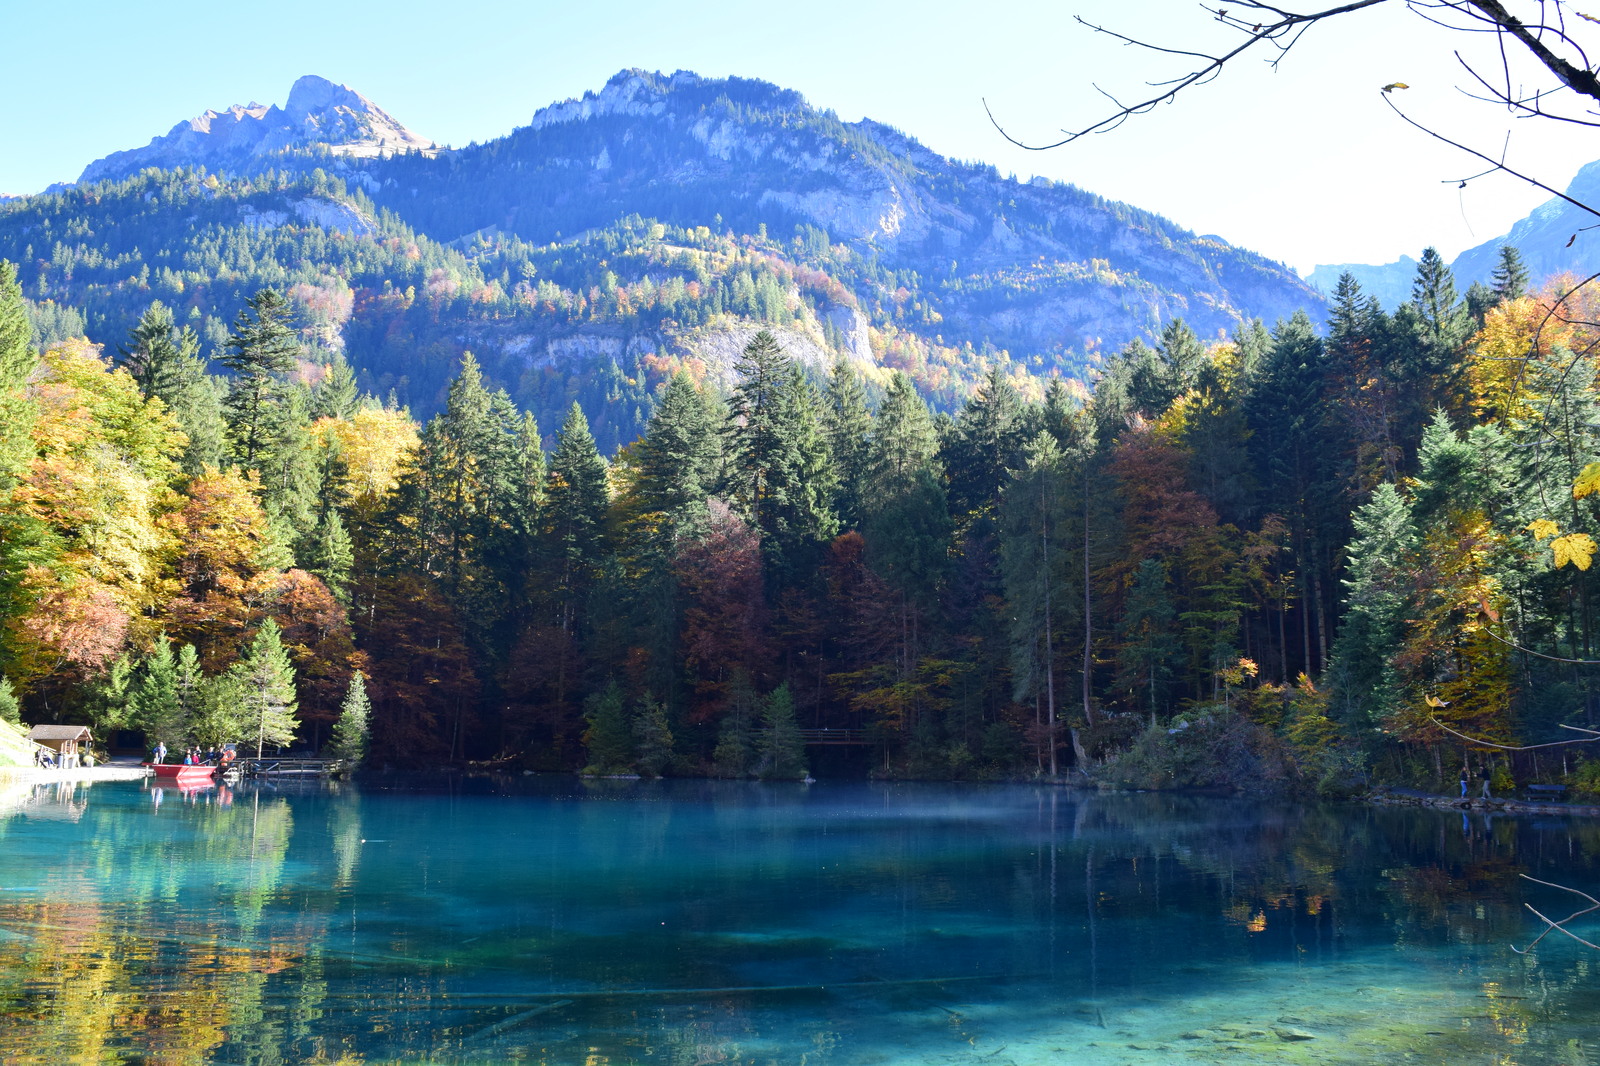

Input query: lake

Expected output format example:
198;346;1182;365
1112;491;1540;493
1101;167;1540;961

0;776;1597;1065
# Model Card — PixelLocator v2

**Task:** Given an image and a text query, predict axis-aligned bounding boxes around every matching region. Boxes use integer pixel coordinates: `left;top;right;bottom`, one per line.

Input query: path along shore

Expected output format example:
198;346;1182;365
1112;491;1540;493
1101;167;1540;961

0;764;150;785
1371;786;1600;816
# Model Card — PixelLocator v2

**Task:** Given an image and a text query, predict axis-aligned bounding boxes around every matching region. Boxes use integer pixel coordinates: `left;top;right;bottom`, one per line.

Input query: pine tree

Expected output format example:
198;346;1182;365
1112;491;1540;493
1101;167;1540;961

1000;432;1078;769
728;331;838;582
824;356;873;529
329;670;371;766
944;367;1030;521
713;670;759;777
0;675;20;726
1491;245;1530;304
231;619;301;757
631;692;675;777
131;635;182;745
82;654;137;734
633;372;720;538
0;263;43;659
868;372;940;503
303;508;354;606
582;679;633;773
1114;559;1183;719
1328;483;1416;728
0;262;32;390
171;643;205;748
1410;247;1470;367
546;402;611;632
759;683;808;781
258;386;319;547
311;354;359;420
221;289;302;468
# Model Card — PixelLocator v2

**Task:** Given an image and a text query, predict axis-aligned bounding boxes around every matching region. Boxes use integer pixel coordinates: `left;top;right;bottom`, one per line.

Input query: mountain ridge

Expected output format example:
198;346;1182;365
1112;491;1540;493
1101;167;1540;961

74;75;438;188
6;69;1327;444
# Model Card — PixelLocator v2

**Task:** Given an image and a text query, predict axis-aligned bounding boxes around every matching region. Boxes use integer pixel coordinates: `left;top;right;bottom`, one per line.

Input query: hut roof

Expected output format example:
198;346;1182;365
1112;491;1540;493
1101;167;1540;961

27;724;92;742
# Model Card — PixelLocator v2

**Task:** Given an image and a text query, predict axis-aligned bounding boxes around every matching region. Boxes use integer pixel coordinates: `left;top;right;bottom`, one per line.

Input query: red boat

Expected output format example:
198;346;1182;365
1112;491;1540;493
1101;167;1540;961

144;763;216;786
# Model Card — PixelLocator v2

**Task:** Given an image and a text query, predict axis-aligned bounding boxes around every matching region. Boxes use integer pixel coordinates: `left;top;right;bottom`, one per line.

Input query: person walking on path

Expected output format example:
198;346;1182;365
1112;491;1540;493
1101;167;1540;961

1460;766;1469;799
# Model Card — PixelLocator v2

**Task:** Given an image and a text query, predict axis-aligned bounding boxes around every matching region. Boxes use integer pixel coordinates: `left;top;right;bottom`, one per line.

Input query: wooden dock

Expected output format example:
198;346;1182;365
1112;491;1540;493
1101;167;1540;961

796;729;872;746
241;757;347;778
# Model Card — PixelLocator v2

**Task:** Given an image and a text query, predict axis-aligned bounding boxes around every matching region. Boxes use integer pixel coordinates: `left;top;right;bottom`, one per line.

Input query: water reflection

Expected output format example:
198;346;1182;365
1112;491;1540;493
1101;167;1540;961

0;780;1597;1064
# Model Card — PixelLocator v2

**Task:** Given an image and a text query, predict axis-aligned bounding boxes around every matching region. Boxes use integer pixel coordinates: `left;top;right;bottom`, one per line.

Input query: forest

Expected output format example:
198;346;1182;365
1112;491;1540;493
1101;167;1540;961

2;243;1597;794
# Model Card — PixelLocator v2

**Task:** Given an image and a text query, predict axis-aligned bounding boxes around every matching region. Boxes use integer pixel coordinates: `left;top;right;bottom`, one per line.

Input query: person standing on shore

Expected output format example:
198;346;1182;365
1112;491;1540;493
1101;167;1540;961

1460;766;1469;799
154;741;167;765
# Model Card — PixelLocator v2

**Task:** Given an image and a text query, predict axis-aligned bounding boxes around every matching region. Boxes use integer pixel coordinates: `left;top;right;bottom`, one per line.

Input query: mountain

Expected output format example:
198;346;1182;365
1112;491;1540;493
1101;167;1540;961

1305;255;1417;310
5;70;1325;443
1308;160;1600;307
75;75;437;187
1451;160;1600;288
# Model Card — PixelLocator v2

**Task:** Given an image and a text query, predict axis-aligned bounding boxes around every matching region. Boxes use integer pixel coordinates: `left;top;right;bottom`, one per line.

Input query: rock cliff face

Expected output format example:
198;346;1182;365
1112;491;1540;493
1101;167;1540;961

76;76;437;186
358;69;1321;356
41;68;1328;401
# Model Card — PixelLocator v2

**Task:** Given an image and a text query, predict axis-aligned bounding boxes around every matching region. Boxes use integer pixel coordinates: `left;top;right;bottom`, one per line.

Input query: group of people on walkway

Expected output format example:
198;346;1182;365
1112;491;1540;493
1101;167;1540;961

1460;764;1494;800
151;742;237;771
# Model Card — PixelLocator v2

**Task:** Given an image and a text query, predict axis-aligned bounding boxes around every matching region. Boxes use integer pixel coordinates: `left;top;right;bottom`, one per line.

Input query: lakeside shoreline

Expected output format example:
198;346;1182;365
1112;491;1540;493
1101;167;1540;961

0;765;150;784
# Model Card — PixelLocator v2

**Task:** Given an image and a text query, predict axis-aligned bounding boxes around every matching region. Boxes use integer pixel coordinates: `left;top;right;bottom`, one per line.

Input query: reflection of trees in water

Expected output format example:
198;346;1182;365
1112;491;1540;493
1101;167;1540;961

0;784;355;1064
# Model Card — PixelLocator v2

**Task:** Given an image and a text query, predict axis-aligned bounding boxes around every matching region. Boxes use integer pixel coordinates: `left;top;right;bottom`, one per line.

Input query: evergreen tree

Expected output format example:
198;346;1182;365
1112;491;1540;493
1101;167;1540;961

545;402;611;635
867;372;940;502
258;386;319;548
82;654;137;734
303;508;354;606
1410;247;1470;369
0;262;32;390
999;432;1078;770
944;367;1029;522
632;372;720;538
1114;559;1183;719
1328;483;1416;727
824;356;874;529
728;332;837;583
759;683;808;781
713;670;759;777
1158;319;1207;389
311;354;359;421
130;635;182;745
0;675;20;726
1491;244;1530;303
221;288;302;468
329;670;371;766
582;679;633;773
171;643;205;749
231;619;300;758
0;263;43;664
631;692;675;777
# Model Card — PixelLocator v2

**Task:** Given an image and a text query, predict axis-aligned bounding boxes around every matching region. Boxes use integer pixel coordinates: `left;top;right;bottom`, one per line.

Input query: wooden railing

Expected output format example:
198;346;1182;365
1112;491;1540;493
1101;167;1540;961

241;757;347;777
795;729;872;746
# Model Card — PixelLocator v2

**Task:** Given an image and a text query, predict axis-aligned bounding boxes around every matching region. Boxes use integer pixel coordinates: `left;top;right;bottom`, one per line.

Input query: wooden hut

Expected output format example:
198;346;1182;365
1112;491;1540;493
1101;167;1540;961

28;725;92;768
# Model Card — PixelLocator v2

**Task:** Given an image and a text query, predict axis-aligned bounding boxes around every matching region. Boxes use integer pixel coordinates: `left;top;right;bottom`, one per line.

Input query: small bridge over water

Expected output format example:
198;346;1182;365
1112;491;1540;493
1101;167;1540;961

796;729;873;746
242;757;348;778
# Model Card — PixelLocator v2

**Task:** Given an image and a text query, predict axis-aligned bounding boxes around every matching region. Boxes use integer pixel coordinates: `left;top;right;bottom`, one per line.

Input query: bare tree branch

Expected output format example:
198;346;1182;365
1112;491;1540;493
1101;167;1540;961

1428;716;1600;748
996;0;1600;157
1513;875;1600;953
984;0;1389;150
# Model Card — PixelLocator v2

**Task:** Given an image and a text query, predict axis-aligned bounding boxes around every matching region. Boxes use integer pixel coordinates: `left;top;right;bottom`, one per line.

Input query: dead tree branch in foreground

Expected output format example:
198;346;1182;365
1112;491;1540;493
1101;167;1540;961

1514;875;1600;952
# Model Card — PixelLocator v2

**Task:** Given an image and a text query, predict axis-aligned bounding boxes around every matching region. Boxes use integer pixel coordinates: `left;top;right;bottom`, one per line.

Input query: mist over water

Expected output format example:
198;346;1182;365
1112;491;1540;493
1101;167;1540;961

1;777;1597;1064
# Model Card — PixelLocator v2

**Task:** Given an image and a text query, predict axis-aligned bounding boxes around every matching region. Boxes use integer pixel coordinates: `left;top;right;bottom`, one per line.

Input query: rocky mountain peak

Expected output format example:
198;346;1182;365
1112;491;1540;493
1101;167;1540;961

75;76;438;186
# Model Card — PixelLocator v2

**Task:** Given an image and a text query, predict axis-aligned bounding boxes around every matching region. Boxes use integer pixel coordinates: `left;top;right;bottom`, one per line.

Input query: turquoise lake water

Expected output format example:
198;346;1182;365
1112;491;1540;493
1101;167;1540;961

1;777;1598;1065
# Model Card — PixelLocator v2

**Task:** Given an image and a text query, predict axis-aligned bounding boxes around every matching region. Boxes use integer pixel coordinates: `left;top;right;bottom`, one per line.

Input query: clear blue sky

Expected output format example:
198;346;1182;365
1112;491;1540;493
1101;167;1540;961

3;0;1594;274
